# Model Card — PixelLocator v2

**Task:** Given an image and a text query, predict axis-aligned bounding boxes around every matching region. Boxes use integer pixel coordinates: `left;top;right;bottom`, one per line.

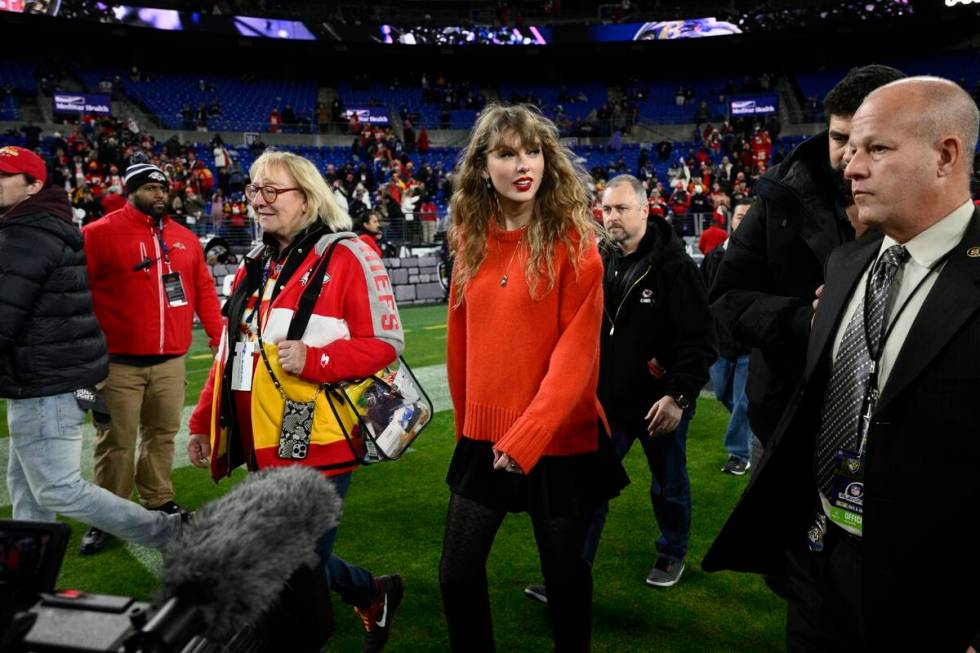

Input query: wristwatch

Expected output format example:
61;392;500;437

669;393;691;411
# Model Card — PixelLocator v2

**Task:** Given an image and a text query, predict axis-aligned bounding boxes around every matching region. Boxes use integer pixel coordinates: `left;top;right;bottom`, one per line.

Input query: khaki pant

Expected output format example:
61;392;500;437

94;357;185;508
421;220;437;243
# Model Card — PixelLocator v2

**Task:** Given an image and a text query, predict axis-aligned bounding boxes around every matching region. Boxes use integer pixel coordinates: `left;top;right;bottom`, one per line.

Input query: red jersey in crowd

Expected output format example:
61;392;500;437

420;200;437;223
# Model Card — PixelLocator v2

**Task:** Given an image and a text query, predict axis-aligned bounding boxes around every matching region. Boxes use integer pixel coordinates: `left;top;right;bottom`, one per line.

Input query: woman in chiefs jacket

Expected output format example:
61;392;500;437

187;150;404;652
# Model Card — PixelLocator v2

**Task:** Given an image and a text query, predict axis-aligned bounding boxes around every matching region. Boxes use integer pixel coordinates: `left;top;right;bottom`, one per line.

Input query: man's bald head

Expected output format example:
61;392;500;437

844;75;977;242
867;76;979;177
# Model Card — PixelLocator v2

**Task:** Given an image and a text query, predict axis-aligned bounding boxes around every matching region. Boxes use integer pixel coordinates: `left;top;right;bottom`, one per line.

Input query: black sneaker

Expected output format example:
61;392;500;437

645;556;685;587
149;501;184;515
523;584;548;604
79;526;109;555
355;574;404;653
174;507;194;540
721;455;750;476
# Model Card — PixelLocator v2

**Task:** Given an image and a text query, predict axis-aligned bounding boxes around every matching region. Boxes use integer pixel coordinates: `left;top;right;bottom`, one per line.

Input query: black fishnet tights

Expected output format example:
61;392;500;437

439;492;593;652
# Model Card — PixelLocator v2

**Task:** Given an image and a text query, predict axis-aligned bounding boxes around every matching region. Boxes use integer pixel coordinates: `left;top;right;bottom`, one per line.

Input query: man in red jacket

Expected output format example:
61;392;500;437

698;212;728;256
79;159;223;555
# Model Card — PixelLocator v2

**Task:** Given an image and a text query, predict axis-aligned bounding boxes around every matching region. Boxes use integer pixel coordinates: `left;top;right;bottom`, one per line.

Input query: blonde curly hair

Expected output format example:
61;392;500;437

449;104;597;303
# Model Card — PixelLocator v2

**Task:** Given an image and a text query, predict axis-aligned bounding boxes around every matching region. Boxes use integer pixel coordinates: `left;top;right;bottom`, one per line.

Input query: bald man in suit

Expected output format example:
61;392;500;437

703;77;980;652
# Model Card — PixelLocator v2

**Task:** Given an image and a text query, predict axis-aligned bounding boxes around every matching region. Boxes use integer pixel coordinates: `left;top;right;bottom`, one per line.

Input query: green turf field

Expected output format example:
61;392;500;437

0;303;785;651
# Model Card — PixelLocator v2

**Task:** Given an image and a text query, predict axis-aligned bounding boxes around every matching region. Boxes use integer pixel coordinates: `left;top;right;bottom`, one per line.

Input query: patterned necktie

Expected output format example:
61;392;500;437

815;244;910;495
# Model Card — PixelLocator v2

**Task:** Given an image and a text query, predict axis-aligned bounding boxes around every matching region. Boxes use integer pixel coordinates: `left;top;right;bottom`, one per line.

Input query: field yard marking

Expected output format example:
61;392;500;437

124;542;162;576
422;323;448;330
412;364;451;413
189;353;214;360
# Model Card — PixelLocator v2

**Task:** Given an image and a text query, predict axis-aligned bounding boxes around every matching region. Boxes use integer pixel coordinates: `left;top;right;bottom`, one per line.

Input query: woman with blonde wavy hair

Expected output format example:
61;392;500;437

187;150;406;651
441;105;628;651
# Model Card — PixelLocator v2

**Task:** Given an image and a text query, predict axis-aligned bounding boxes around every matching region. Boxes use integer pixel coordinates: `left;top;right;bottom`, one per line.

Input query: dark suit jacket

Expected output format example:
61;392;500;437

703;208;980;651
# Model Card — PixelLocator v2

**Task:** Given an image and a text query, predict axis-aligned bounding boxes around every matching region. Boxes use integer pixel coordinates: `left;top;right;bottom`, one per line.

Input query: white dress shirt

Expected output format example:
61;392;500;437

830;199;974;390
821;199;973;535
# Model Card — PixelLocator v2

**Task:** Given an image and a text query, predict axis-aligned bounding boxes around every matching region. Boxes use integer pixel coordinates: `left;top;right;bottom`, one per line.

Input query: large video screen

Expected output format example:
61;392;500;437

1;0;926;43
380;24;547;45
234;15;316;40
591;18;742;41
376;19;741;45
0;0;319;40
111;5;181;30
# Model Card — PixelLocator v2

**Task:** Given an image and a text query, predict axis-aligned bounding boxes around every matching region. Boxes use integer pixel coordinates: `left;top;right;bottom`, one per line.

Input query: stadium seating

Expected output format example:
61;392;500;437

632;77;734;124
796;51;980;120
336;81;480;130
0;61;39;121
0;61;38;94
78;68;317;132
498;82;609;120
0;95;19;121
891;51;980;88
796;68;848;119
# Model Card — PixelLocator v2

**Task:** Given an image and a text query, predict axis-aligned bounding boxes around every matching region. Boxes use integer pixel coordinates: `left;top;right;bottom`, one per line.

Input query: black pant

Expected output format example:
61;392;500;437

785;524;865;652
439;492;593;652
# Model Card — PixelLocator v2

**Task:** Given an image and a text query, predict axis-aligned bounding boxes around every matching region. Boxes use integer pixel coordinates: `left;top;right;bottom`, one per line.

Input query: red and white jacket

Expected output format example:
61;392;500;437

83;202;223;355
189;231;404;478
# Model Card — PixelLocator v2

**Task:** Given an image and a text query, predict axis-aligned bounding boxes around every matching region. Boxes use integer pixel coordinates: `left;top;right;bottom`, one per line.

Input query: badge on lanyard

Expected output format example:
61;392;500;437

828;449;864;534
230;341;256;391
807;513;827;552
162;272;188;307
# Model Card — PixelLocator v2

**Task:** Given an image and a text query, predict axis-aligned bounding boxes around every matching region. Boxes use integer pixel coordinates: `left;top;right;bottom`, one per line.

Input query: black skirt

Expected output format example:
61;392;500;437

446;428;630;519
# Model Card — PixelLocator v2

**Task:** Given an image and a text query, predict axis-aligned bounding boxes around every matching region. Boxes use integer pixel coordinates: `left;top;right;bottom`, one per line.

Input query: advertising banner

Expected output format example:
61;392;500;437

344;108;390;125
729;94;778;116
53;91;112;115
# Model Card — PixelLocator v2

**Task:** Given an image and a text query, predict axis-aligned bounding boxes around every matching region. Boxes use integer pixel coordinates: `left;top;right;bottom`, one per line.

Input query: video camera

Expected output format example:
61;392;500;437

1;467;340;653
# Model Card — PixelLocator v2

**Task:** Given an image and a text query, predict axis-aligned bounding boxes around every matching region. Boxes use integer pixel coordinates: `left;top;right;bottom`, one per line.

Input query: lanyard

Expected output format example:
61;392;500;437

242;227;324;337
153;223;171;271
243;251;294;335
855;247;953;456
243;257;275;335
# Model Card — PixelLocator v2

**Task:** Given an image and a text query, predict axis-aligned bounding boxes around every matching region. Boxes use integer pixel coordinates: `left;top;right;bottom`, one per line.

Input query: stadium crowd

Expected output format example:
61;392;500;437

3;114;458;248
2;83;791;256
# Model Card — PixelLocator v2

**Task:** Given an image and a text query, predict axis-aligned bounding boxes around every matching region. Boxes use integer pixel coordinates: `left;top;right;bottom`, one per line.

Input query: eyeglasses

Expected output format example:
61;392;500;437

244;184;300;203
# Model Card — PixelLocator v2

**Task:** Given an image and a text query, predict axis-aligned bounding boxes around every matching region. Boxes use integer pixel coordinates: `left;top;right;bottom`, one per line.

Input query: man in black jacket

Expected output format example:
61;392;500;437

602;173;716;579
525;174;714;603
709;65;905;450
595;174;715;587
0;146;179;549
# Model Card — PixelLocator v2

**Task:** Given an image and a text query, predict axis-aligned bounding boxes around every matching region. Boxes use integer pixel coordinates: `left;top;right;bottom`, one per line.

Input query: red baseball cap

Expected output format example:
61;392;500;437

0;146;47;184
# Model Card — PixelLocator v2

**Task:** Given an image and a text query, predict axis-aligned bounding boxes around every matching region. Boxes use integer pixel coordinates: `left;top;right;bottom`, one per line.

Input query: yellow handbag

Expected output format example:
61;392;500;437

252;237;431;467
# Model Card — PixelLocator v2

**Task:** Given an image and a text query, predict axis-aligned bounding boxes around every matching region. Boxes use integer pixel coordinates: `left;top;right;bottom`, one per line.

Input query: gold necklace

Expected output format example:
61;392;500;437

499;228;526;288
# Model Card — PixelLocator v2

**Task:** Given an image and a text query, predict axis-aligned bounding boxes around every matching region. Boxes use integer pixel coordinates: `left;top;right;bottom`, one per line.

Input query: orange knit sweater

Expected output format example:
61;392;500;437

446;223;606;473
